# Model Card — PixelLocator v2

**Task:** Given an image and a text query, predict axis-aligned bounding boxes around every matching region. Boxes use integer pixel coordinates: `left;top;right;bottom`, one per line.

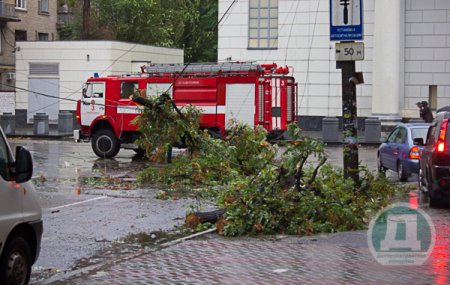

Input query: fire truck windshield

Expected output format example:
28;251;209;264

83;82;105;98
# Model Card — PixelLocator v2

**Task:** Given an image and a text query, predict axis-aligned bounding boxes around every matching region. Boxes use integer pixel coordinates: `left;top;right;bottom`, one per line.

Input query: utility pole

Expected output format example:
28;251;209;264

82;0;90;40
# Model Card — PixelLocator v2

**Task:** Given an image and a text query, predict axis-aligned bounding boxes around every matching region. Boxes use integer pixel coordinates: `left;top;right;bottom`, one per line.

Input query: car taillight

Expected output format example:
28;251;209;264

436;119;449;153
437;142;445;153
409;146;420;159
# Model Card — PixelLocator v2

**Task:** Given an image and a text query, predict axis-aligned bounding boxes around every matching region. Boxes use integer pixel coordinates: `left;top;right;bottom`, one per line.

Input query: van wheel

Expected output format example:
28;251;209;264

92;129;120;158
0;236;32;285
397;161;408;182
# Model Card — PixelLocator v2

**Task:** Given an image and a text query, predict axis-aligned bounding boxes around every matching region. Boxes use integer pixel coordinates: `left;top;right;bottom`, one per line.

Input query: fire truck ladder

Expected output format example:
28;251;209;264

142;62;263;76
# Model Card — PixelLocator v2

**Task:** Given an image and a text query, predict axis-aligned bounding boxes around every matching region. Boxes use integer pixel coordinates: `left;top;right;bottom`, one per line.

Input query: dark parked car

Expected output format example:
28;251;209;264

377;123;430;181
417;111;450;207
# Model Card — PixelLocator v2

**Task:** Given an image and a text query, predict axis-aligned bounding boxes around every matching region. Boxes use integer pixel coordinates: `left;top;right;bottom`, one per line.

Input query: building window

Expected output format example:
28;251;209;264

38;33;49;41
248;0;278;49
39;0;49;13
15;0;27;10
15;30;27;41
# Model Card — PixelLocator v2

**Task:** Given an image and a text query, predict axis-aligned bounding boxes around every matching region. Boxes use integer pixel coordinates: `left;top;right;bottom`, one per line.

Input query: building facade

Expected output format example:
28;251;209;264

0;0;57;116
15;41;183;124
218;0;450;129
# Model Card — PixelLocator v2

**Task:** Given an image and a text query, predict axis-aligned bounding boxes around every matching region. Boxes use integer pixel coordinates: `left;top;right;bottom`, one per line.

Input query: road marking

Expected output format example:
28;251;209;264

48;196;109;211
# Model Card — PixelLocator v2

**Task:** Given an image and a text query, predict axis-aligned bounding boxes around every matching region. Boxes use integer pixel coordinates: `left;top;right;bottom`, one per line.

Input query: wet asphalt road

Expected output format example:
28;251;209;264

7;139;413;283
9;139;195;283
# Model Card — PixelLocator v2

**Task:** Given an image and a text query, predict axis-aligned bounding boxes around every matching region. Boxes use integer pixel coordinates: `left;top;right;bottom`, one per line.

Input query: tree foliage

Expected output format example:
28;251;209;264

132;92;202;161
60;0;218;62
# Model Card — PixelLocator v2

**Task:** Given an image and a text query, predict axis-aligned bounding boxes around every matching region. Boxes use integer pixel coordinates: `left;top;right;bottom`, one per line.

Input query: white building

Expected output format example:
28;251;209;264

14;41;183;124
218;0;450;129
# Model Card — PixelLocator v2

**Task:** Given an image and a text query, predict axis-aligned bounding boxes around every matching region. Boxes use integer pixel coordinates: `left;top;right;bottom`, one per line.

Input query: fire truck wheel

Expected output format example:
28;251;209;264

92;129;120;158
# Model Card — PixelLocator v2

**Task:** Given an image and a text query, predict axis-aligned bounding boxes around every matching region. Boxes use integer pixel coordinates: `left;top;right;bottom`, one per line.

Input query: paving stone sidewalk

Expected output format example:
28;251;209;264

50;224;450;285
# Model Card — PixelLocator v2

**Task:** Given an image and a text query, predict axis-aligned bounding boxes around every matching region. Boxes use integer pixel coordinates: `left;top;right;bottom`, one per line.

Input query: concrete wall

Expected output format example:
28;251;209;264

218;0;450;122
15;40;184;113
403;0;450;117
0;92;15;114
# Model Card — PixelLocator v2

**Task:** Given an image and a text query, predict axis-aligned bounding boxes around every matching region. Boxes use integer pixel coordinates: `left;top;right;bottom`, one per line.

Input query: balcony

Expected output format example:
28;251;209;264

0;2;20;22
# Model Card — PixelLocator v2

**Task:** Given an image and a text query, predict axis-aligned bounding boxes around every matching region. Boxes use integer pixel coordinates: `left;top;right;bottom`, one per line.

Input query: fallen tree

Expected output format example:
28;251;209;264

134;92;403;237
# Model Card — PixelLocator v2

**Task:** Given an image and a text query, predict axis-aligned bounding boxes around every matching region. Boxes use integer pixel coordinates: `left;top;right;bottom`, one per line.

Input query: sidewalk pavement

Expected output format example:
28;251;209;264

44;202;450;285
6;128;74;140
46;225;449;285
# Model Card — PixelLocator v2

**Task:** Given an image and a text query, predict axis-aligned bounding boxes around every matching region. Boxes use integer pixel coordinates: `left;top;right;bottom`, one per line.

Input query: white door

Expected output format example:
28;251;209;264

28;78;59;123
81;82;106;127
225;84;255;127
27;63;60;123
0;130;21;245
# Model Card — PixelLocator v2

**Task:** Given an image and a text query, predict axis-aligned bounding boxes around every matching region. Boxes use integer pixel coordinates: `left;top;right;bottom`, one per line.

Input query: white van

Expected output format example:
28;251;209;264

0;127;42;285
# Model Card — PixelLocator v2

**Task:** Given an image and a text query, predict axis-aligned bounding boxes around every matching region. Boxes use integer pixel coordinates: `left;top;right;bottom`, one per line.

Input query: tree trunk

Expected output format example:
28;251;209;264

82;0;90;40
185;209;225;229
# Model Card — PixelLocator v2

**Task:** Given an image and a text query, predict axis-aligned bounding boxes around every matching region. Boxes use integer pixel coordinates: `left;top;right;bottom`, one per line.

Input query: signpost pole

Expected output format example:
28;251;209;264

338;60;359;184
330;0;363;185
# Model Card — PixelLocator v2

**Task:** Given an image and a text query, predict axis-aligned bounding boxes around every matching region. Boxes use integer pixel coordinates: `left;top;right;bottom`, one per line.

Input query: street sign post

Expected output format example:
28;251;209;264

330;0;364;184
335;42;364;61
330;0;363;41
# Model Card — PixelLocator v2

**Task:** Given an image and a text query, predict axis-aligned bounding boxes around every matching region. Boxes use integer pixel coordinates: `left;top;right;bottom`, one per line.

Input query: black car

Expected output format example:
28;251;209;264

417;111;450;207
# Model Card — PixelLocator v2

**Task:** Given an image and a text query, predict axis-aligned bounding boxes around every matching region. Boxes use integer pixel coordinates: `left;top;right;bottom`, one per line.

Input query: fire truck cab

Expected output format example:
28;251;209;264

75;62;298;158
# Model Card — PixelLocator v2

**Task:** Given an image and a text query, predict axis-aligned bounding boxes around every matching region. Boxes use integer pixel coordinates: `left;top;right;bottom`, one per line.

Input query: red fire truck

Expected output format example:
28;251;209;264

75;62;298;158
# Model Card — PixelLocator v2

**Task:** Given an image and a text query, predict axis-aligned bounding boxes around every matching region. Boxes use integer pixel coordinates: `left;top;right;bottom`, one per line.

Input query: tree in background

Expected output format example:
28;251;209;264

57;0;218;62
57;0;83;40
182;0;218;62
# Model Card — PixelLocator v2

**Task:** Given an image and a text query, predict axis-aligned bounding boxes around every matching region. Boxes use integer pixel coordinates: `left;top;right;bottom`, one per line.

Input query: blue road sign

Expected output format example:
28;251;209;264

330;0;363;41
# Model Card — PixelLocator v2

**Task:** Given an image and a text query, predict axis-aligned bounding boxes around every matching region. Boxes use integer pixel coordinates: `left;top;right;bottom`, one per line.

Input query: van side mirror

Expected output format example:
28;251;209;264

413;138;424;146
15;146;33;183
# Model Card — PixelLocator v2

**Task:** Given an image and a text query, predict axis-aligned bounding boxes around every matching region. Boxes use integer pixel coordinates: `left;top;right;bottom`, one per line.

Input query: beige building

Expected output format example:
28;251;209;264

0;0;57;118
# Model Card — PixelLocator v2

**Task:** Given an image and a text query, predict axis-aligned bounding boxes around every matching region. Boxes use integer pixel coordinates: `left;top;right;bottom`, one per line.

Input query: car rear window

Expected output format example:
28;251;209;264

411;127;428;142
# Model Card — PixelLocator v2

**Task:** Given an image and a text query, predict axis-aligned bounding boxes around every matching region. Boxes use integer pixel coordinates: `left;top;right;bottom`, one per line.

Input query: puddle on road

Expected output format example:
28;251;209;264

32;156;156;194
74;230;186;268
32;230;188;284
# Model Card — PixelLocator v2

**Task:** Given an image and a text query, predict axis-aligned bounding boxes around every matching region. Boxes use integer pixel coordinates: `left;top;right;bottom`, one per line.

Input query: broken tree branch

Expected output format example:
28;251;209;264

294;156;308;192
306;157;327;189
185;209;225;229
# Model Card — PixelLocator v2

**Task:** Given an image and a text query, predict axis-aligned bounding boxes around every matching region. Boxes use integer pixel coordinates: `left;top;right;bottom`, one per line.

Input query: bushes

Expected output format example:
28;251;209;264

217;163;399;236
